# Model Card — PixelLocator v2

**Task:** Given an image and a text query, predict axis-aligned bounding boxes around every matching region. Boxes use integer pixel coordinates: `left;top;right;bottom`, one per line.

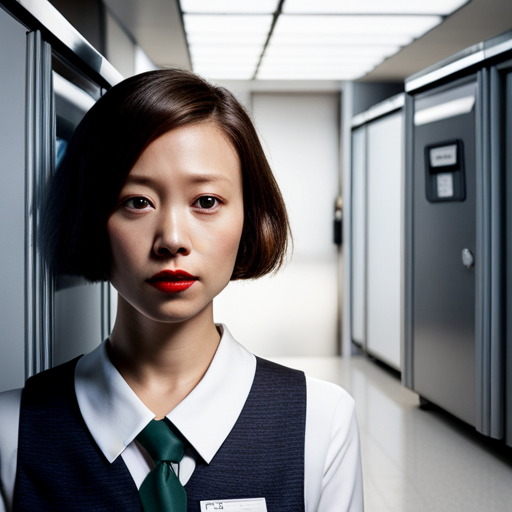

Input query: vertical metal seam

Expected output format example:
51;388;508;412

482;69;492;436
33;30;42;376
506;72;512;447
25;31;53;378
402;93;415;389
25;30;43;379
489;66;504;439
475;68;491;435
25;31;35;381
474;71;482;432
41;41;53;371
362;125;368;351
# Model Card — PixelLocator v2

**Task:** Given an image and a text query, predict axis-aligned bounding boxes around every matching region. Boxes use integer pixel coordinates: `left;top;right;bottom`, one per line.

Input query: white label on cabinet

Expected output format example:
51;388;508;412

437;173;454;198
430;144;457;167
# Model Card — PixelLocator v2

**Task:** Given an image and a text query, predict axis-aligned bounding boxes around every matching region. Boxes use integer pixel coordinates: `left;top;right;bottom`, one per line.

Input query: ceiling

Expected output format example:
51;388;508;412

104;0;512;82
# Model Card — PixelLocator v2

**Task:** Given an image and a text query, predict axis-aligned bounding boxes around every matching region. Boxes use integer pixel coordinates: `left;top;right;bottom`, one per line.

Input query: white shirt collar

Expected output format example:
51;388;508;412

74;324;256;465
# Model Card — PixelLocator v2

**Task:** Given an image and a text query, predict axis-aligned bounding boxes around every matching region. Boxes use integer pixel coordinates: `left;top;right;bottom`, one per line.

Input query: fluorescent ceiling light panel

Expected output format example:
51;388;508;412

258;63;376;73
259;55;384;69
282;0;469;15
190;46;263;59
274;14;442;36
181;0;280;14
263;45;401;59
269;33;414;46
184;14;273;34
194;67;256;79
259;63;378;74
187;33;269;45
260;59;386;72
192;65;258;73
257;68;369;80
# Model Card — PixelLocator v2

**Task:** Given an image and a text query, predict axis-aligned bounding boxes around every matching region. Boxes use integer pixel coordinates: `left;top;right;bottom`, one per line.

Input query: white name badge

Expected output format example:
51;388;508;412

200;497;267;511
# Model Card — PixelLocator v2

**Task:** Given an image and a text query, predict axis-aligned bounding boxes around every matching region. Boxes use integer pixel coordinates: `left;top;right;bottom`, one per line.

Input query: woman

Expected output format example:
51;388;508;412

0;69;362;512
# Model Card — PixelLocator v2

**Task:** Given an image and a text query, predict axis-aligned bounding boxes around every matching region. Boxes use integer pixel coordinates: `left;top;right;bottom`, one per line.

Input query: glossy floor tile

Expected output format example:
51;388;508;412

269;355;512;512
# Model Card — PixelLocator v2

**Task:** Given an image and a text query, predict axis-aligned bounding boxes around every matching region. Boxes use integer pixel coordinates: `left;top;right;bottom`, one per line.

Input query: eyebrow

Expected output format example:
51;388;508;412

125;172;232;186
186;172;231;184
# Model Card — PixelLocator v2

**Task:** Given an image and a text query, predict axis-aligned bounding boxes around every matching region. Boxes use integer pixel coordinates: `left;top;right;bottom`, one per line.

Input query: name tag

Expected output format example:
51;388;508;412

200;497;267;511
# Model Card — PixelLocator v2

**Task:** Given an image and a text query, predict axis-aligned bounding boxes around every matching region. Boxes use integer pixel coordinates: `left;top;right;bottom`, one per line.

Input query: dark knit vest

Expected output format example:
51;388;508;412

13;356;306;511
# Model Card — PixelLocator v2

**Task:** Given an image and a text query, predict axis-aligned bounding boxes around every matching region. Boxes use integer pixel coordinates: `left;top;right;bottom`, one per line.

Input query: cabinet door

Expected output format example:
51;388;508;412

366;112;403;370
413;81;477;426
0;8;27;391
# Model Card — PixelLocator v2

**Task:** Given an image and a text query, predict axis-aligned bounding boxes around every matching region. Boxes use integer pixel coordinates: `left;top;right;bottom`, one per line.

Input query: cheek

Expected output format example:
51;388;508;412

194;215;244;265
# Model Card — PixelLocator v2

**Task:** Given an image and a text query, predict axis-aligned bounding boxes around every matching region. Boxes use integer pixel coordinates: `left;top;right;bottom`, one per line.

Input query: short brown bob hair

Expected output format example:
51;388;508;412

41;69;290;282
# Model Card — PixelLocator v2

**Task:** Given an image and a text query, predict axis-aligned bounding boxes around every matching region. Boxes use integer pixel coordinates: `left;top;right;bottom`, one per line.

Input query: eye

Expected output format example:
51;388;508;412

124;197;152;210
194;196;220;209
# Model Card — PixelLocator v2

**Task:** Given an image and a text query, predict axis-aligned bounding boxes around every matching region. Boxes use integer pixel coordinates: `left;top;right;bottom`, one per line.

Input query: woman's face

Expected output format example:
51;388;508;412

107;122;244;324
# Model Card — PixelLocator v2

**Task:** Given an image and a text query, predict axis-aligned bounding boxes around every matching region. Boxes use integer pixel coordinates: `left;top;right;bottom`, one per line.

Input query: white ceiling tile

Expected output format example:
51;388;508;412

184;14;273;34
180;0;280;14
273;14;442;36
282;0;469;15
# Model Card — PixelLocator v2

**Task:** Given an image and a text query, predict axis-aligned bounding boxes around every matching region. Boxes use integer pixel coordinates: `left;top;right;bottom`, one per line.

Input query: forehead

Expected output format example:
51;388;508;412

127;122;241;186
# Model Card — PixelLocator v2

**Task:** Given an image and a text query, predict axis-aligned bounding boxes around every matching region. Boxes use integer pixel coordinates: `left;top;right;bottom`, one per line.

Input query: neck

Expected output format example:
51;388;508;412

108;295;221;419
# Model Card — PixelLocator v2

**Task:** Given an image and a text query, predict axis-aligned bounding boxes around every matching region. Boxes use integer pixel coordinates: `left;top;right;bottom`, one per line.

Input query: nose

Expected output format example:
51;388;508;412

152;209;191;257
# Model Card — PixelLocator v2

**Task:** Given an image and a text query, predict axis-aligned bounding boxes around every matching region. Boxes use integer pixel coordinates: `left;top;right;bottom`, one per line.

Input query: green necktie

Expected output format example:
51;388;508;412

136;418;187;512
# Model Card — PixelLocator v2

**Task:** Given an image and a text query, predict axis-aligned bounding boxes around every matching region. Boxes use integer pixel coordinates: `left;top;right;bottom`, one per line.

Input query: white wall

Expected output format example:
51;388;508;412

214;91;341;357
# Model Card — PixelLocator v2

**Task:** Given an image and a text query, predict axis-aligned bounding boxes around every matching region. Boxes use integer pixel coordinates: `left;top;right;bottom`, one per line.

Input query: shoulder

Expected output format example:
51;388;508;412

306;377;356;422
304;378;363;511
305;376;357;443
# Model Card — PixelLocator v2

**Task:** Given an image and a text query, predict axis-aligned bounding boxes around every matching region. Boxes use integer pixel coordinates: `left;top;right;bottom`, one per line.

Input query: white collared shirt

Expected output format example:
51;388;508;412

0;325;363;512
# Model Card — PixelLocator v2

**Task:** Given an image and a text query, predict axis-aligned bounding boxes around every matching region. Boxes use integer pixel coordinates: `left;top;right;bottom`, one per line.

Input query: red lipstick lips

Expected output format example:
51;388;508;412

146;270;198;294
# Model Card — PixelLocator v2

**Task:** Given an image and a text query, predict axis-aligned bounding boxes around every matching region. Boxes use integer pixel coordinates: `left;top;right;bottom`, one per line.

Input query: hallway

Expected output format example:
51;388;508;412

270;355;512;512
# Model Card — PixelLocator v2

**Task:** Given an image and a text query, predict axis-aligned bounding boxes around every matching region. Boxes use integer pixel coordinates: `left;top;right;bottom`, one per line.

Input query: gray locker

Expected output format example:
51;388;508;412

411;79;477;426
404;31;512;444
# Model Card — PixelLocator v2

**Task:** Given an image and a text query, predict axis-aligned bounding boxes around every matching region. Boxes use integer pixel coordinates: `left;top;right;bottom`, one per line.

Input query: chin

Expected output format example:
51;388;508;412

137;300;213;325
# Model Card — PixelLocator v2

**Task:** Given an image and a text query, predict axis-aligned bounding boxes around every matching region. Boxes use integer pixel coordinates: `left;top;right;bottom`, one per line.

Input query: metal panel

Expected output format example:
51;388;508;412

25;30;54;378
51;67;106;365
405;31;512;93
473;68;505;439
505;71;512;448
366;112;403;370
488;66;505;439
351;126;366;346
0;7;27;391
412;78;477;426
4;0;122;87
402;94;415;389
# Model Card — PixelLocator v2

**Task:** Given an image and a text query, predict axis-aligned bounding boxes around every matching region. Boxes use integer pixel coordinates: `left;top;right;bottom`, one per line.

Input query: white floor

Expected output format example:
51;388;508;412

269;355;512;512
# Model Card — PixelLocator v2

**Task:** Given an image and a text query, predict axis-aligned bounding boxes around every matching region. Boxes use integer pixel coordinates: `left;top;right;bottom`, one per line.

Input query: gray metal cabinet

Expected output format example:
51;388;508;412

0;0;121;391
411;79;478;426
404;31;512;444
0;7;28;391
